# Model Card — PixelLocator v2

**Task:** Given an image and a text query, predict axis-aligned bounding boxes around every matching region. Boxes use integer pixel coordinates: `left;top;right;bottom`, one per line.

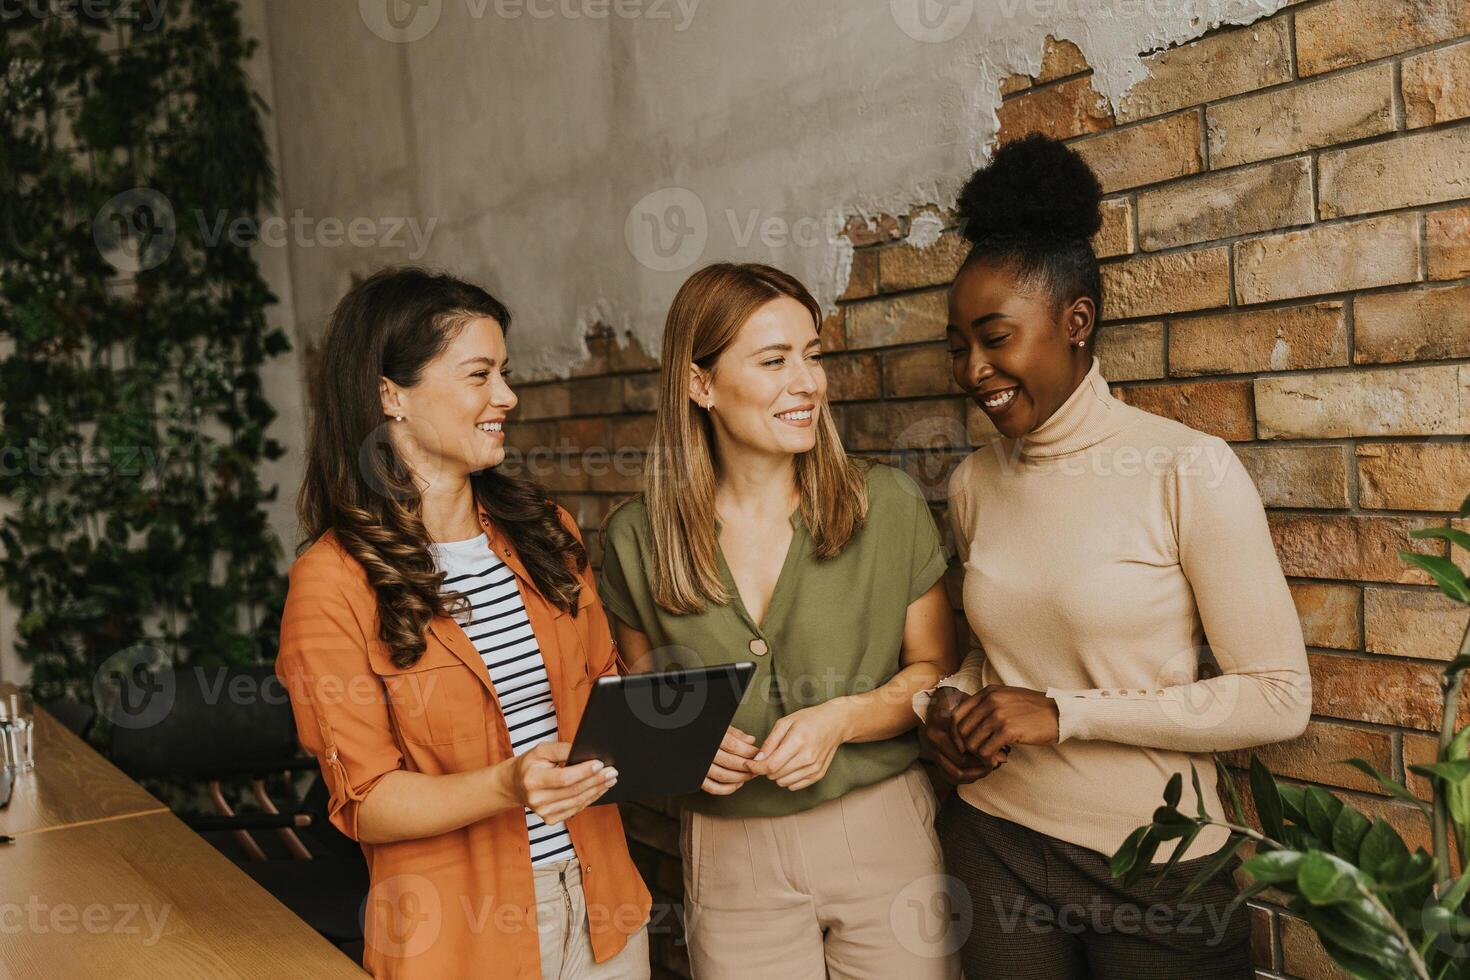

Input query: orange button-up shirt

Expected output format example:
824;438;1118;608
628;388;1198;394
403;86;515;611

276;501;651;979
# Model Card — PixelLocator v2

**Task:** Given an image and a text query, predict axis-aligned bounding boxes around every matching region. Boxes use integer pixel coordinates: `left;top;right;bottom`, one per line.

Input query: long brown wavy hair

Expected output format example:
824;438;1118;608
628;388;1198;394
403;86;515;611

298;267;586;668
634;262;868;615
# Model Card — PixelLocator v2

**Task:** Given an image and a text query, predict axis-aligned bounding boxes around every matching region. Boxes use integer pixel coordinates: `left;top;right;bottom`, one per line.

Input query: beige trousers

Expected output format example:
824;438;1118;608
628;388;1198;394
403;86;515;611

532;859;650;980
680;765;961;980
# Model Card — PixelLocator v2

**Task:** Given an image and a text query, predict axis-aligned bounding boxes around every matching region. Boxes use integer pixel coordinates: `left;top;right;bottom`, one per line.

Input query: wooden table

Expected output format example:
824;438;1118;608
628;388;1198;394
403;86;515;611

0;683;367;978
0;706;167;837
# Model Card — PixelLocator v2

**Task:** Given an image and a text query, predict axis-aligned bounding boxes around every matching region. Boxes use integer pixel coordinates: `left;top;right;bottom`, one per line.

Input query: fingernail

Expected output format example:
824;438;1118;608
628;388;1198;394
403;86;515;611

755;752;765;761
591;760;604;771
605;769;619;780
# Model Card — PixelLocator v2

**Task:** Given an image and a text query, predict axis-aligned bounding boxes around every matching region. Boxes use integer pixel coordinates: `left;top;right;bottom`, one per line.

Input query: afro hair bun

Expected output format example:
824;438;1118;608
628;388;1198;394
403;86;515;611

956;133;1103;246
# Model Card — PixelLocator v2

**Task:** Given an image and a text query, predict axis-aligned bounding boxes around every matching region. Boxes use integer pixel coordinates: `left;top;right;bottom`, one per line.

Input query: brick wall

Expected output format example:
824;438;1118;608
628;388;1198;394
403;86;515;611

508;2;1470;976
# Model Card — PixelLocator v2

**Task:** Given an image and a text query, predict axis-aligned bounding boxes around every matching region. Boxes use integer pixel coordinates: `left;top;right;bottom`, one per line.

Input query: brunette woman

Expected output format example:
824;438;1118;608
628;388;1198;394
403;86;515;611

276;268;651;980
596;263;961;979
918;134;1311;979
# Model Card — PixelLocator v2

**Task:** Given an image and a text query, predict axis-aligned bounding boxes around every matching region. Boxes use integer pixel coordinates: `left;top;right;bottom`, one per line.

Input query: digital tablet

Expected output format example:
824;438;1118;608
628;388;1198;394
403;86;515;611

568;662;757;805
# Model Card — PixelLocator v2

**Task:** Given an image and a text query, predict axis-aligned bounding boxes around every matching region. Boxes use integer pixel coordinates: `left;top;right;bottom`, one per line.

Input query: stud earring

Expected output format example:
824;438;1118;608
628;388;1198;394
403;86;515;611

394;415;404;422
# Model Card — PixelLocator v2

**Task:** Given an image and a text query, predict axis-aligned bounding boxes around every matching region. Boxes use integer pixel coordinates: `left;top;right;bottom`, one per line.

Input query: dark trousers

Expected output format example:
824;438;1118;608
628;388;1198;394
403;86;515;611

936;794;1252;980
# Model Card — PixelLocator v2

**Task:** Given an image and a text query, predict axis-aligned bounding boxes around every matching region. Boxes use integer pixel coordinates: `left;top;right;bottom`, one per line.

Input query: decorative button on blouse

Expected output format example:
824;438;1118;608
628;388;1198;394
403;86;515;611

749;638;769;656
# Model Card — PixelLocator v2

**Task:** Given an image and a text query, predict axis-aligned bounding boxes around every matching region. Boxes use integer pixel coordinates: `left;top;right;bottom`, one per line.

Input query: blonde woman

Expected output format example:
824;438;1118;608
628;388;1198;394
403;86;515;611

596;263;961;979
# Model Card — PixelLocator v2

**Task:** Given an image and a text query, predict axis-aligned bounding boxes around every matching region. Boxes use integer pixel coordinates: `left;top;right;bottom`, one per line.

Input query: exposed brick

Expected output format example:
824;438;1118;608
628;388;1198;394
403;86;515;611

1223;721;1392;795
1295;0;1470;77
882;347;961;398
1093;321;1164;382
1071;111;1204;193
1364;585;1470;661
839;249;878;302
1428;206;1470;281
844;398;966;453
505;419;558;455
1099;248;1231;319
1403;39;1470;128
1319;124;1470;219
1405;732;1440;801
609;333;659;373
1169;302;1347;376
558;418;610;452
999;73;1030;97
1357;441;1470;511
1036;35;1089;83
1234;213;1422;305
997;75;1112;144
1093;196;1135;259
611;415;655;453
1280;913;1350;980
572;330;611;378
1249;904;1274;972
1270;514;1444;584
516;380;574;421
820;307;847;352
845;289;948;349
1236;445;1350;509
843;213;904;248
1111;380;1253;440
1355;283;1470;364
1204;63;1395;169
1137;157;1313;251
1287;581;1361;649
1255;364;1470;439
878;233;969;292
1308;651;1443;730
823;351;882;402
1116;18;1293;123
622;373;658;414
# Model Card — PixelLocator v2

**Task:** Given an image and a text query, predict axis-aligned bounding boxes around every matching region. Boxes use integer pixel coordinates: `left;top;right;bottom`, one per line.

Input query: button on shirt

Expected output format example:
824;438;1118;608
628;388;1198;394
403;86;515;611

596;462;948;818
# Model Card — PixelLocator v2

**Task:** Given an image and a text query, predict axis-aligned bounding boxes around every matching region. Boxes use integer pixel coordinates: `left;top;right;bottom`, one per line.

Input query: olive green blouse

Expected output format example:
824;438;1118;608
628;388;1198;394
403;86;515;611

596;461;949;818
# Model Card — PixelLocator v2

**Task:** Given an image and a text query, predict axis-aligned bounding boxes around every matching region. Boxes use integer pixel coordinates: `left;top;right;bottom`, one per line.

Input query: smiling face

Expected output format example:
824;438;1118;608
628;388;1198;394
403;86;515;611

947;259;1096;439
692;296;827;460
380;315;517;486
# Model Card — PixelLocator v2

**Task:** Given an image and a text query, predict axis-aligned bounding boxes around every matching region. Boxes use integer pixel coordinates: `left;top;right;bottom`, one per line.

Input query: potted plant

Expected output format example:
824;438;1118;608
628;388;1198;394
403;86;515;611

1115;496;1470;980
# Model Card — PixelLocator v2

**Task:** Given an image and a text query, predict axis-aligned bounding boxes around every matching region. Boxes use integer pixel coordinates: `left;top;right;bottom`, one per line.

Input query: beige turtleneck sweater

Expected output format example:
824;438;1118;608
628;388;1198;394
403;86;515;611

933;357;1310;860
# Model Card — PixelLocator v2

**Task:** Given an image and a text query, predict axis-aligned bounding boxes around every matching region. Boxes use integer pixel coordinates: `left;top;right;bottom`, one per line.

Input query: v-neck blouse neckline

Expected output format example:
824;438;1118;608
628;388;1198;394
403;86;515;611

715;506;805;634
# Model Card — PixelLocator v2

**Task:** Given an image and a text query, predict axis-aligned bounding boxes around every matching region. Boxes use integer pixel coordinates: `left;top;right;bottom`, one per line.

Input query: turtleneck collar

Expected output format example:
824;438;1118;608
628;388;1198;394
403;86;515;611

1017;356;1129;459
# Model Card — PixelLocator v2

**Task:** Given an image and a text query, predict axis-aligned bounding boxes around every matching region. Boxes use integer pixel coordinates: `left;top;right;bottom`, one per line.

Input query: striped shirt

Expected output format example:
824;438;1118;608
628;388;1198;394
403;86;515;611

431;533;576;867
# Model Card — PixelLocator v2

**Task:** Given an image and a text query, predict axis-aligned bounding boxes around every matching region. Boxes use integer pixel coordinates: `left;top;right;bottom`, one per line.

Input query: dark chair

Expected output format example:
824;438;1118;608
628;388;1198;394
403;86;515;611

107;664;368;951
43;697;96;740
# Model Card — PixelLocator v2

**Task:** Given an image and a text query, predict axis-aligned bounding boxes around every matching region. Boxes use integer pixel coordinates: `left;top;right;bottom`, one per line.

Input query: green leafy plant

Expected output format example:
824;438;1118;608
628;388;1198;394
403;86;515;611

1114;493;1470;980
0;1;288;716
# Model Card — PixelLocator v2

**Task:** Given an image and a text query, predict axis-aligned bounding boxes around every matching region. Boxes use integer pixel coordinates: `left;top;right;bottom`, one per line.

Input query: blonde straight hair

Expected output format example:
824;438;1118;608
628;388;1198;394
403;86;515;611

636;262;869;615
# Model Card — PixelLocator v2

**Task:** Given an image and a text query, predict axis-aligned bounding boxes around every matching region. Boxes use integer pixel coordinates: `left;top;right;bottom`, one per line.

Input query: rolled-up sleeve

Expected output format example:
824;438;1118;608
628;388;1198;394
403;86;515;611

275;546;402;841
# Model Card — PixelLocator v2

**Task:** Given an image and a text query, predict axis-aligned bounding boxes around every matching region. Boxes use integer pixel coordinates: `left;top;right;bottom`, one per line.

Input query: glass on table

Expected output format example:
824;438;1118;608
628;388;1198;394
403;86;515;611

0;691;35;772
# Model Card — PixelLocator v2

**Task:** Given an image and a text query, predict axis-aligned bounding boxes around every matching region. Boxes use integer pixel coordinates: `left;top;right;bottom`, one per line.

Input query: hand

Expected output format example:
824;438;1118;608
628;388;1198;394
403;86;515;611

951;685;1060;771
511;742;618;824
702;726;761;796
748;701;852;791
920;687;989;783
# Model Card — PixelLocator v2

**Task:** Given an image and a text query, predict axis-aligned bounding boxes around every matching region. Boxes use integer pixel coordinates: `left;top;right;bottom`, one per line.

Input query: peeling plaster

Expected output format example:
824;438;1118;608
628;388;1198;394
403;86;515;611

260;0;1293;380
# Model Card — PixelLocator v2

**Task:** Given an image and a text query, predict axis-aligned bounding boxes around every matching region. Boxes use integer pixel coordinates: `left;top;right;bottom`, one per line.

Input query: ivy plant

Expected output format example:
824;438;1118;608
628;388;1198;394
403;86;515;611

0;0;289;714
